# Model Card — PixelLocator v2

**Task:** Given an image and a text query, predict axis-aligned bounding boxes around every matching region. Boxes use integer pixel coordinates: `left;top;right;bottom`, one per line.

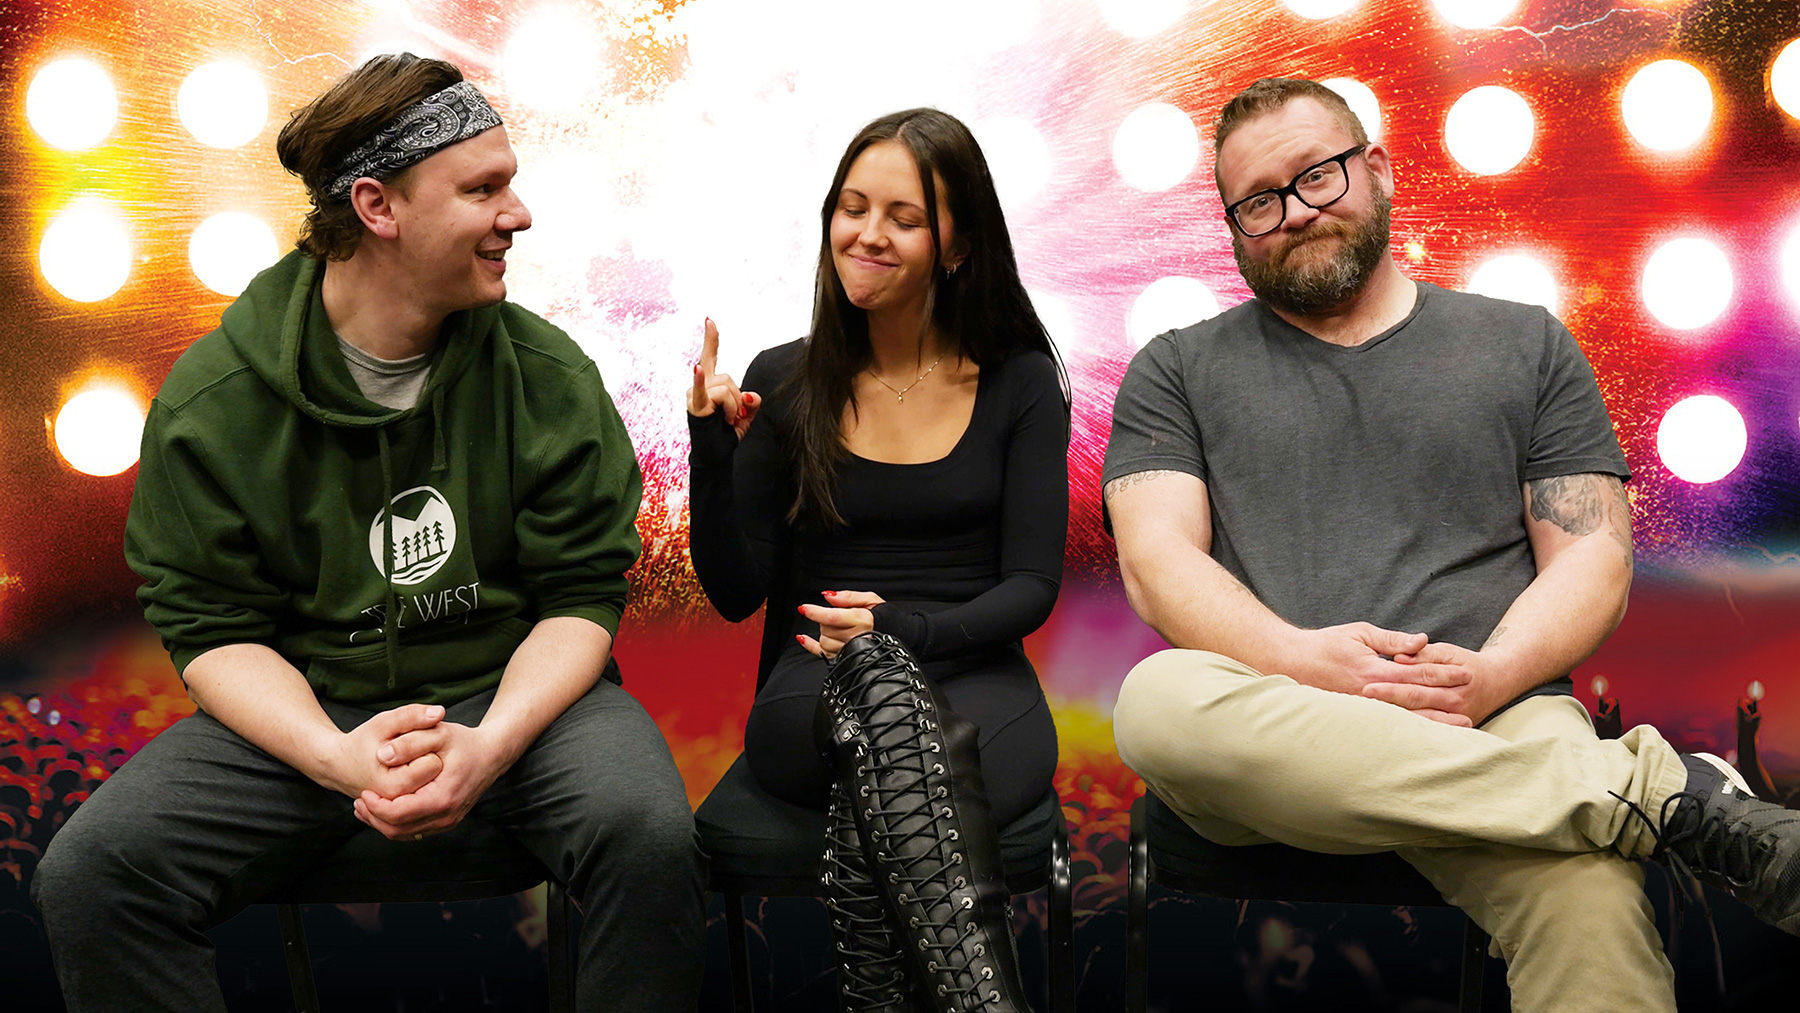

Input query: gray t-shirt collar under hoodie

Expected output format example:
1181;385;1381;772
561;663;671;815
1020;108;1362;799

337;336;432;411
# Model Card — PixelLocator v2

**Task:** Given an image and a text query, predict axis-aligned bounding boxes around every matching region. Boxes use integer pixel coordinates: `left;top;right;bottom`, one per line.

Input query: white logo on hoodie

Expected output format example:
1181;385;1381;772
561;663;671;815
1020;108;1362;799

368;485;457;586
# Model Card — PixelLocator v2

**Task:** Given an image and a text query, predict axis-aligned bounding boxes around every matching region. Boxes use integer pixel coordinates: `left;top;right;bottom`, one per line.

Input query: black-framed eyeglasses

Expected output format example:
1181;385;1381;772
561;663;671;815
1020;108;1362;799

1223;145;1367;238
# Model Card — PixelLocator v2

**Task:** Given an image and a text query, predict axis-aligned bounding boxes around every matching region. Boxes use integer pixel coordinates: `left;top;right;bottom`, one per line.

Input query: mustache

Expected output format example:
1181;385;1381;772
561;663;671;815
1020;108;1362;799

1268;222;1355;265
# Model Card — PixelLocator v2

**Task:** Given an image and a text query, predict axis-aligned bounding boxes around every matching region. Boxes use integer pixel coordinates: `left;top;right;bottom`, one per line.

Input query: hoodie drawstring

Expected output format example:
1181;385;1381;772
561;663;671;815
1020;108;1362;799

430;386;447;473
378;427;400;690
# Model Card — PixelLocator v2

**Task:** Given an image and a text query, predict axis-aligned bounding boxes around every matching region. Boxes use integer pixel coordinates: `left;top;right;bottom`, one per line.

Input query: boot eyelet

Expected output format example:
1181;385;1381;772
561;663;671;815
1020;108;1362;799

954;877;967;889
933;763;945;774
981;967;994;980
961;897;974;909
948;829;959;840
973;943;984;956
930;742;940;752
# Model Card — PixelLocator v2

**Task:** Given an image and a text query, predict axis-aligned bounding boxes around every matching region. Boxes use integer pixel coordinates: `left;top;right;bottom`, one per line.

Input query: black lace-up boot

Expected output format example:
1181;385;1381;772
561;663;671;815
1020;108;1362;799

821;777;921;1010
1643;753;1800;935
822;632;1033;1013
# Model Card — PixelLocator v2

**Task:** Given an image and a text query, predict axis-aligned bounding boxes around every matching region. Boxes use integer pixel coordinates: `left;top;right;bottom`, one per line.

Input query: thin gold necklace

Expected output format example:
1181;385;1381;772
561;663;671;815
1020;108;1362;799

868;355;943;403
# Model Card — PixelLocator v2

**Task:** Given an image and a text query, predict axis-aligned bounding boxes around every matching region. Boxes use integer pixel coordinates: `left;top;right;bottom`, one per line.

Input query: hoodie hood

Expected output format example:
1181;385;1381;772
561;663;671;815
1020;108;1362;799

219;250;494;429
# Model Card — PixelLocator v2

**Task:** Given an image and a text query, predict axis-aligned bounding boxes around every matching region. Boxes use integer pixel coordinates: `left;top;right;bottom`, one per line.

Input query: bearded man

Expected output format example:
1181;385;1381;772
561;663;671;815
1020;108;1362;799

30;55;704;1012
1102;77;1798;1011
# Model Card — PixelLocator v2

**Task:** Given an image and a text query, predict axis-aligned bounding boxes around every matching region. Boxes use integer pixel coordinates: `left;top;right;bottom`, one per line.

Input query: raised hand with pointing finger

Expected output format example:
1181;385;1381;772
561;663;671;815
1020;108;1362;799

687;317;760;439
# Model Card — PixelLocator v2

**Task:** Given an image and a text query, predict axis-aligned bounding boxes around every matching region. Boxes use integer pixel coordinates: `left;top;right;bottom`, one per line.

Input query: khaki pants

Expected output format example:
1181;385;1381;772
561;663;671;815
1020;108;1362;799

1113;649;1691;1013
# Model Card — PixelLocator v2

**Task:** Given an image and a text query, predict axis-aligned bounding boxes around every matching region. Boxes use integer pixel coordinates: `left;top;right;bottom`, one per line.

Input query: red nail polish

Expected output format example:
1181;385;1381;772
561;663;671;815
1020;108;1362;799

796;605;807;615
795;635;805;645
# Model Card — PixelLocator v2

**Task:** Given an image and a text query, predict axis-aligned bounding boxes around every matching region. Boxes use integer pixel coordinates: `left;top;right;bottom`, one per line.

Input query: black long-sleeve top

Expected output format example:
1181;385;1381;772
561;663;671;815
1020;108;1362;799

687;338;1068;691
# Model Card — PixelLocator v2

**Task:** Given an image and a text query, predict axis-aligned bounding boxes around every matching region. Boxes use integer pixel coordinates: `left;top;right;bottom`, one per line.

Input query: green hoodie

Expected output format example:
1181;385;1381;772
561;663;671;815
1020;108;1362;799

125;251;643;707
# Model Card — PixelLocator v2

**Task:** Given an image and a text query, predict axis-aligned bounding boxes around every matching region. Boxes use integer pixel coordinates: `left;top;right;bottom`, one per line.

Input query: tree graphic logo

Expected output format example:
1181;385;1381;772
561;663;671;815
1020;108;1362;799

366;486;457;586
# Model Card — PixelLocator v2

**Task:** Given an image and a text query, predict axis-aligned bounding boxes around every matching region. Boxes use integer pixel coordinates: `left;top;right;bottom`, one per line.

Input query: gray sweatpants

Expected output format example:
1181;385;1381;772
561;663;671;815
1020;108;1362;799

31;678;706;1012
1113;649;1691;1013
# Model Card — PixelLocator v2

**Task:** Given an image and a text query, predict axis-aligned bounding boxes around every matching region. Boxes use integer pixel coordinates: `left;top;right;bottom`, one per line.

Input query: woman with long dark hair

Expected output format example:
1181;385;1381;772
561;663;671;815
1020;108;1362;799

687;107;1069;1011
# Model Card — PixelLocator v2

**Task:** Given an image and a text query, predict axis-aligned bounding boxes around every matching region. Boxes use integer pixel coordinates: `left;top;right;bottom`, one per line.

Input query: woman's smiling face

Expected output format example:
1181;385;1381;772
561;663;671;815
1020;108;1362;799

829;139;958;322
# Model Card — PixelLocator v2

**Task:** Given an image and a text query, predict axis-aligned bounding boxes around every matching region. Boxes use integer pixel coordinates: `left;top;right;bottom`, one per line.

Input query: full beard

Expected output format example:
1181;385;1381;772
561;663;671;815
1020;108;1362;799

1234;180;1392;317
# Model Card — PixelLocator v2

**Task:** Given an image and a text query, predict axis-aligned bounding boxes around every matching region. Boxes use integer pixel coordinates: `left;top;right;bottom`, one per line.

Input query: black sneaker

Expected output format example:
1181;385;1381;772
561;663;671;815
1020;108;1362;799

1648;753;1800;936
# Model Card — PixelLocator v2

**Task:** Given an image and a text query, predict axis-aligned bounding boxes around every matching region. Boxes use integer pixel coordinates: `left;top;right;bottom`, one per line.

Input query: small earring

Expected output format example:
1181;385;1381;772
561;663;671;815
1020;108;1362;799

945;262;960;276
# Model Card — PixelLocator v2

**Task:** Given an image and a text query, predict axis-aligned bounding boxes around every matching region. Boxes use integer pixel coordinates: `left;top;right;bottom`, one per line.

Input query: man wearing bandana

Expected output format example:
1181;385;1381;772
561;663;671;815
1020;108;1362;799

31;55;705;1011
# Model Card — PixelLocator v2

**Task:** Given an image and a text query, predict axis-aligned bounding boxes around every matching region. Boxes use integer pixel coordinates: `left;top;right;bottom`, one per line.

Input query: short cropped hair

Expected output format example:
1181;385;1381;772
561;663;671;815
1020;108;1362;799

275;54;465;261
1211;78;1370;195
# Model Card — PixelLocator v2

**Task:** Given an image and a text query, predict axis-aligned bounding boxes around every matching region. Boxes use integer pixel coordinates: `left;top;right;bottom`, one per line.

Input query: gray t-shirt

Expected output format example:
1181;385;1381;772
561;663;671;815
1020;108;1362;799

1103;282;1627;688
338;337;431;411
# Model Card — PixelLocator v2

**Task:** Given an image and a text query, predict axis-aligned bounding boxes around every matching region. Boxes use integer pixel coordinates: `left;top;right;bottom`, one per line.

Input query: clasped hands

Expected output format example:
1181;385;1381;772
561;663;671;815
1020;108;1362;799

320;703;507;842
796;590;885;659
1292;622;1503;728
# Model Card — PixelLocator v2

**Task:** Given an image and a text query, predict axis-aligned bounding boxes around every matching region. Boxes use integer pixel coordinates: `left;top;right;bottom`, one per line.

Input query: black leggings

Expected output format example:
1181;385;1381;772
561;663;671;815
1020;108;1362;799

743;641;1058;827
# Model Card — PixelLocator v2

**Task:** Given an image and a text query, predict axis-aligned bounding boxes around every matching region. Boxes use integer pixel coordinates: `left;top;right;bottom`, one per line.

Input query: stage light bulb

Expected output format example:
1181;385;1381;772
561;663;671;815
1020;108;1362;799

1749;680;1766;701
53;387;145;477
178;62;268;148
1096;0;1187;39
1590;675;1609;697
189;213;279;296
1641;238;1733;331
973;117;1053;209
1113;102;1199;192
504;9;601;112
1285;0;1361;18
26;58;117;150
1622;59;1712;152
1779;222;1800;310
1655;394;1746;485
39;197;132;303
1027;288;1077;359
1467;253;1559;315
1321;77;1381;141
1772;38;1800;120
1431;0;1519;29
1445;86;1533;175
1129;276;1220;348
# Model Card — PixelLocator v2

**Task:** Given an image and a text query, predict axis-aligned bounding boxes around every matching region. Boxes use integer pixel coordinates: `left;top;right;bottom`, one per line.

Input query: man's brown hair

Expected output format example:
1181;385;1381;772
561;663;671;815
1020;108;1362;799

276;54;465;261
1211;77;1369;196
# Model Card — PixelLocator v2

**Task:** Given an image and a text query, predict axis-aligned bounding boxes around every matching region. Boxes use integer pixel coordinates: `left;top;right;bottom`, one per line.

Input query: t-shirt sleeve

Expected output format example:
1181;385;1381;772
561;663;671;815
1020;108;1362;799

1102;331;1206;488
1523;315;1629;483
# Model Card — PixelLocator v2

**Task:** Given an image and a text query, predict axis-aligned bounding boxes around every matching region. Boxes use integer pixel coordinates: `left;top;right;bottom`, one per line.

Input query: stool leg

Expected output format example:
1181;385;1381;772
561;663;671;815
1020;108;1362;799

724;892;755;1013
546;880;573;1013
277;903;322;1013
1048;807;1076;1013
1458;917;1488;1012
1125;796;1150;1013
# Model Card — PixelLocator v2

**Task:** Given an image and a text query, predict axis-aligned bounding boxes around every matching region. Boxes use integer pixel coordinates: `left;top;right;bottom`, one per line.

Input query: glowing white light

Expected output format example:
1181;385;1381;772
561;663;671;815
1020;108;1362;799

1467;253;1559;315
1096;0;1188;38
1321;77;1381;141
1621;59;1712;152
1641;237;1733;331
1444;86;1533;175
1129;276;1219;348
39;198;132;303
1774;38;1800;120
177;62;267;148
974;117;1052;209
1113;103;1199;192
25;58;117;150
1431;0;1519;29
1655;394;1746;484
1028;288;1077;359
1749;679;1766;701
1590;675;1609;697
503;10;601;112
1781;223;1800;309
53;387;145;477
1284;0;1361;18
188;213;279;297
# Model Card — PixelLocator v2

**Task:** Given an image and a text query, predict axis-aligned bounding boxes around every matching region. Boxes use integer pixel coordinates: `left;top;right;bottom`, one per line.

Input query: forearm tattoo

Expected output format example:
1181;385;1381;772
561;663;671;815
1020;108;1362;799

1527;473;1634;568
1103;469;1186;502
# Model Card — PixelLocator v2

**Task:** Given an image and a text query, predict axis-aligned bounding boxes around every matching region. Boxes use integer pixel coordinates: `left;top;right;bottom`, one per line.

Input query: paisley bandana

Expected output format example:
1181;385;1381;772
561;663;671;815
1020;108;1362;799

323;81;502;200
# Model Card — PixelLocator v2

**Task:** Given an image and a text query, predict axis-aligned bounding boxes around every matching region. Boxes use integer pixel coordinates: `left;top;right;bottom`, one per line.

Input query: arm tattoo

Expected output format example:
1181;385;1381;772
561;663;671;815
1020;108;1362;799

1527;474;1606;536
1483;623;1509;649
1103;469;1186;502
1528;473;1634;568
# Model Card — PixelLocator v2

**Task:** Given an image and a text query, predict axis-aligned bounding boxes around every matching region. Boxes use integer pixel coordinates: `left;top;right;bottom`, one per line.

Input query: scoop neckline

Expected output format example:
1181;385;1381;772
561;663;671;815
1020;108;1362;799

844;365;987;468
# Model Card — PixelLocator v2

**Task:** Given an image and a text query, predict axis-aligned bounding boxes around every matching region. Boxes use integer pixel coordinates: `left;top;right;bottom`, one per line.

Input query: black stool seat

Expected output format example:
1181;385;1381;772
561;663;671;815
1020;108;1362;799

698;752;1058;895
266;819;547;903
1140;790;1448;905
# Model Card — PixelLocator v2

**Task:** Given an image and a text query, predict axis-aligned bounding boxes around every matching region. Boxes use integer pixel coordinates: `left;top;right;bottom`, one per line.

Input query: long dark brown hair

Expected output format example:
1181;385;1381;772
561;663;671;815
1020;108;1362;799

786;108;1068;526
